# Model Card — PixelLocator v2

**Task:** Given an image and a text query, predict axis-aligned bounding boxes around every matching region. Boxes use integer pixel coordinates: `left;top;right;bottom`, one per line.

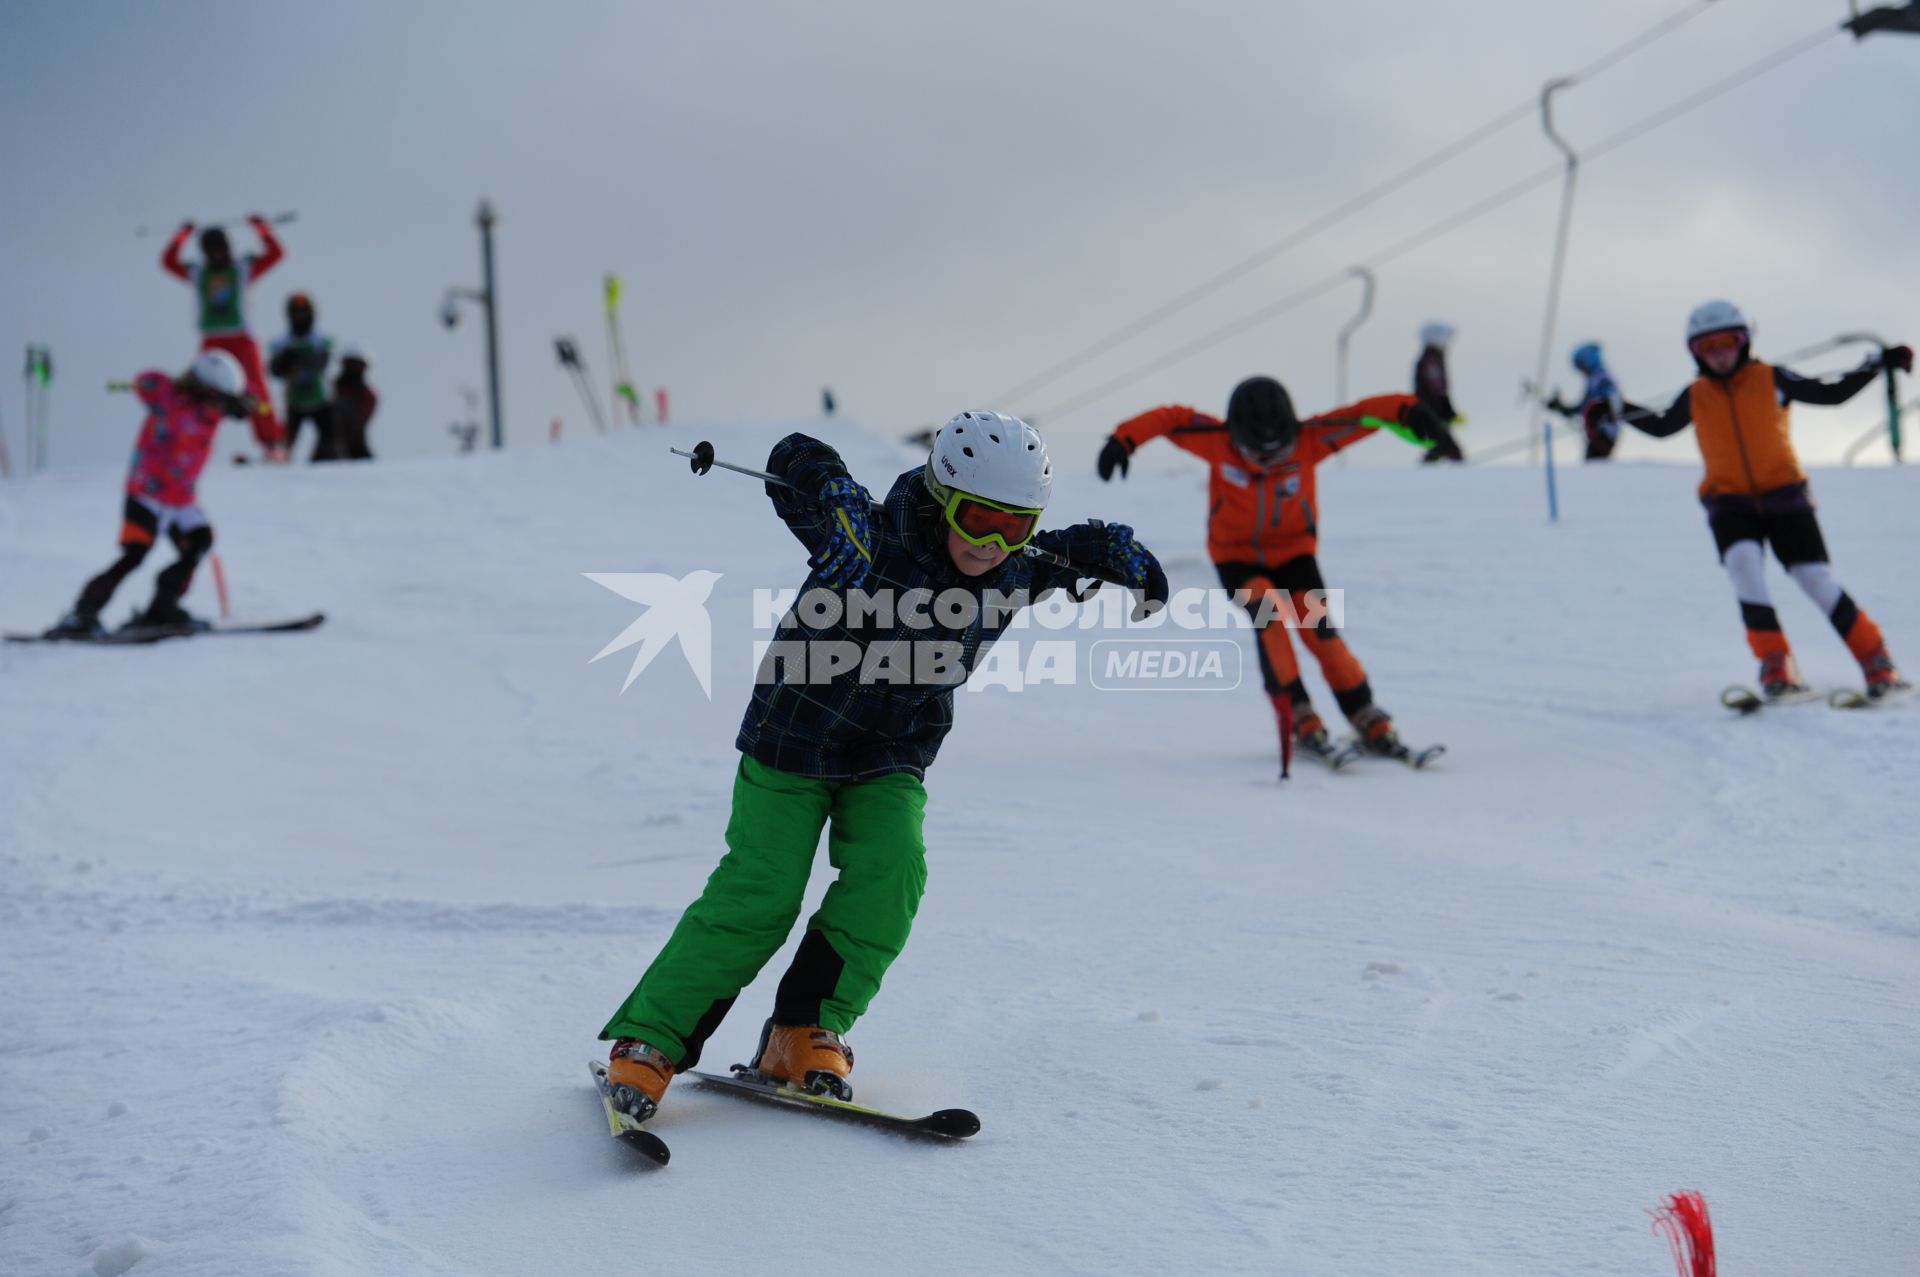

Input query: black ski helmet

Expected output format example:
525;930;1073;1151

199;226;231;260
1226;376;1300;462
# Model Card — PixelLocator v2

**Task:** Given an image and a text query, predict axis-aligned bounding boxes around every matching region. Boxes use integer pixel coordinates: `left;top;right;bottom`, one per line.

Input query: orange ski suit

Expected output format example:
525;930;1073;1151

1112;394;1424;725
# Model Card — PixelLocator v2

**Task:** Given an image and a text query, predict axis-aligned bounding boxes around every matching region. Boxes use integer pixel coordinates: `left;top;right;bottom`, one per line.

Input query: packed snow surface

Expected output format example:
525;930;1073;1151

3;421;1916;1275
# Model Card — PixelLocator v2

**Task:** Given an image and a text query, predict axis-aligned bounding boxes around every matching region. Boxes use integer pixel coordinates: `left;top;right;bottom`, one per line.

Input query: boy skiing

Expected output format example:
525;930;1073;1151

1097;376;1449;769
1624;300;1911;699
268;292;336;461
1412;321;1466;463
1547;342;1628;461
599;412;1167;1120
161;216;287;458
46;351;257;638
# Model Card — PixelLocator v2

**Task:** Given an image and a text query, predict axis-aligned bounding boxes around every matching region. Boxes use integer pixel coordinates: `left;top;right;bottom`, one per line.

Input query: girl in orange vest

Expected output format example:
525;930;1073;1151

1099;376;1449;768
1626;300;1911;700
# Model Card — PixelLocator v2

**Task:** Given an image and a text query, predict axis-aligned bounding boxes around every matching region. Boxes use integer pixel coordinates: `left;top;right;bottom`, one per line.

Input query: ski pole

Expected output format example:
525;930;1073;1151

210;553;232;620
135;210;298;238
672;440;791;487
670;441;1134;596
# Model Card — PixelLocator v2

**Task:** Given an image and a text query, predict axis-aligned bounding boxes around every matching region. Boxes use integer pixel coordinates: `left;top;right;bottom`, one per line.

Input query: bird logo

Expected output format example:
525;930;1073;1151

585;570;722;696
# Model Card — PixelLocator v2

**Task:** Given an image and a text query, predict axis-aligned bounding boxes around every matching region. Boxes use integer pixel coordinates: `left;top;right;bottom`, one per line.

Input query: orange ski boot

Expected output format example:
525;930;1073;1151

1351;705;1402;756
754;1020;854;1100
605;1039;674;1120
1758;650;1808;700
1858;641;1910;701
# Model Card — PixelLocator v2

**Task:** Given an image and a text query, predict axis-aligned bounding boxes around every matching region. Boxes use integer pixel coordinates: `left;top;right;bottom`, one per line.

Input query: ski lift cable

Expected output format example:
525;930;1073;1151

1027;17;1840;426
980;0;1730;410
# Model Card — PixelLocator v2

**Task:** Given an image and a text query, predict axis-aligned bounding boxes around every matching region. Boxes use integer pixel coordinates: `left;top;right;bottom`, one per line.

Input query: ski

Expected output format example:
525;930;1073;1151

1294;736;1363;772
1382;737;1443;768
1366;740;1447;769
7;613;326;645
687;1068;980;1142
1828;684;1914;711
587;1060;671;1166
1720;684;1824;715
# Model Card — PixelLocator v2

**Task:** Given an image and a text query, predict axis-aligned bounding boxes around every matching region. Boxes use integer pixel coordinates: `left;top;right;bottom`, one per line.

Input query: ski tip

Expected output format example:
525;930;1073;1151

922;1108;981;1138
620;1128;671;1165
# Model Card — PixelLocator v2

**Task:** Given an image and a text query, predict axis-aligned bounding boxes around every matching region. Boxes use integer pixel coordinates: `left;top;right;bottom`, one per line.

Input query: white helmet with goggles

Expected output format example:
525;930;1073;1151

187;349;247;397
1687;299;1750;342
925;410;1051;551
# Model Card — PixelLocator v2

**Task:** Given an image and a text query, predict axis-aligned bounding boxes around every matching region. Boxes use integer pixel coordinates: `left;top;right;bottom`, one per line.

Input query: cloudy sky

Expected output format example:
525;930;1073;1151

1;0;1915;474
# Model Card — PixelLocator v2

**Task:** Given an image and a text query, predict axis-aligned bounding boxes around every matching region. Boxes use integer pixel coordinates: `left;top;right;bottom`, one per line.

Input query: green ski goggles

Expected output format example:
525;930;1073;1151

925;470;1043;552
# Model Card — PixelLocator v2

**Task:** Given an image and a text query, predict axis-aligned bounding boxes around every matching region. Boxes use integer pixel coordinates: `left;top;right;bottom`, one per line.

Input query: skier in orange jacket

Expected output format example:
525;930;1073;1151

1625;300;1910;701
1098;376;1450;768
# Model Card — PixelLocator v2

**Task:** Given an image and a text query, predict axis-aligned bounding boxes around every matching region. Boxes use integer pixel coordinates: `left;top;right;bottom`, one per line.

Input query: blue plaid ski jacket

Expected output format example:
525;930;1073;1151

736;433;1111;781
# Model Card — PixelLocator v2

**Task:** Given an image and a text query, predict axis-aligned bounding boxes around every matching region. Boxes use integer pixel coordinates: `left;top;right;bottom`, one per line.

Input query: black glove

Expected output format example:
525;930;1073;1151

1097;435;1133;482
1100;522;1169;619
1401;401;1446;443
1546;392;1570;415
1884;344;1913;375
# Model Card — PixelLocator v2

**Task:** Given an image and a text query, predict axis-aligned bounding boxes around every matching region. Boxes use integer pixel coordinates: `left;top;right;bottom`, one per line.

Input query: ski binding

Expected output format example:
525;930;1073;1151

588;1059;670;1166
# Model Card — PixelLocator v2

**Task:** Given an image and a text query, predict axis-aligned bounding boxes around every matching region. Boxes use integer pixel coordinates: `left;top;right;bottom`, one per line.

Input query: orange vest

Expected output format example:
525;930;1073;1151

1689;360;1806;499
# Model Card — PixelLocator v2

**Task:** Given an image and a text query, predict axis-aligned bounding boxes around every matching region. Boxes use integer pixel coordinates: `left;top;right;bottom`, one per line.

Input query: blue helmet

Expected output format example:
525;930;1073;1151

1571;342;1604;373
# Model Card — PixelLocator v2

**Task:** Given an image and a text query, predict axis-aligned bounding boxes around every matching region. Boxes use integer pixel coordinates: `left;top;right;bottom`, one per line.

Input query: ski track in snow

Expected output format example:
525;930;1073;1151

3;423;1917;1274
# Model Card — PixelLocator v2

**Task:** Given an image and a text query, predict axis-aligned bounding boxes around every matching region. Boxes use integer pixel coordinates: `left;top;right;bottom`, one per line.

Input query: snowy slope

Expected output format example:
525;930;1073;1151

2;423;1917;1277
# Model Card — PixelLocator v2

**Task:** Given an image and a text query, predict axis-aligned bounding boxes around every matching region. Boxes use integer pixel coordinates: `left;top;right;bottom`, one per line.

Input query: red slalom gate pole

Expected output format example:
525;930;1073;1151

655;388;669;424
210;553;232;619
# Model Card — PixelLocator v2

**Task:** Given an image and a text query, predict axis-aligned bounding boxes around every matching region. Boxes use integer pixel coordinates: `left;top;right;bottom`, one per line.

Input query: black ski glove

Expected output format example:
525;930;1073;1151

1097;435;1133;481
1401;401;1447;443
1883;344;1913;375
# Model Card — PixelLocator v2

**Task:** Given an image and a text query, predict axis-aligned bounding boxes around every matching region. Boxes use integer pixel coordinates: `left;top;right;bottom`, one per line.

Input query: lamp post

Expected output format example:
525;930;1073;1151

441;200;504;450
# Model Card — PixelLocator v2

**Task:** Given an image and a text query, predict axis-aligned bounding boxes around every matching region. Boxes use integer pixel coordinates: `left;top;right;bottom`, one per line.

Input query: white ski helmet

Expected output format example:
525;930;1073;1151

187;349;246;397
1686;299;1750;342
1420;321;1456;349
926;410;1052;510
339;345;372;366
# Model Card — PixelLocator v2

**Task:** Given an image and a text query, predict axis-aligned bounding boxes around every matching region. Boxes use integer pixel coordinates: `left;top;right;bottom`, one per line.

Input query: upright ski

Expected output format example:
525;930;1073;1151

687;1068;979;1142
588;1060;670;1166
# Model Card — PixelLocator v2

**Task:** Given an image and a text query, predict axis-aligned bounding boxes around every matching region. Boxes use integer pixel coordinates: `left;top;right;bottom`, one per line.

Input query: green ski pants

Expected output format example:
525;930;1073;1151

600;755;928;1069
